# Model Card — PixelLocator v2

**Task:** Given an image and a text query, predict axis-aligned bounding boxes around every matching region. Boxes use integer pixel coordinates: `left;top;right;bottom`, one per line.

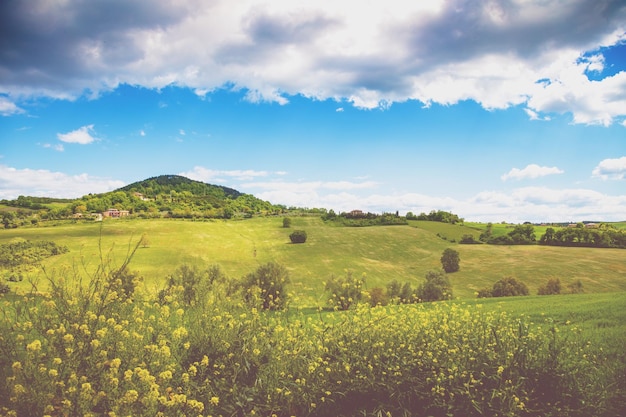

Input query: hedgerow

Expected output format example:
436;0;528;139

0;258;615;416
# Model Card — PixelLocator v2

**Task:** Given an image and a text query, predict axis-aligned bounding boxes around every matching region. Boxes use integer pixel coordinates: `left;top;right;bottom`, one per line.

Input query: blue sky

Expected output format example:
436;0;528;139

1;0;625;223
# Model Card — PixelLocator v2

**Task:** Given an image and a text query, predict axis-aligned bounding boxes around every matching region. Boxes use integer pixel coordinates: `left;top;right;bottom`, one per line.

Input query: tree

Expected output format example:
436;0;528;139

508;224;536;244
440;248;460;273
289;230;307;244
417;270;453;302
243;262;290;310
491;277;529;297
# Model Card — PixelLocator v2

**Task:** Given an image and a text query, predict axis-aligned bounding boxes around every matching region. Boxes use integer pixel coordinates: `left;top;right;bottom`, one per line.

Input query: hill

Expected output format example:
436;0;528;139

1;175;283;226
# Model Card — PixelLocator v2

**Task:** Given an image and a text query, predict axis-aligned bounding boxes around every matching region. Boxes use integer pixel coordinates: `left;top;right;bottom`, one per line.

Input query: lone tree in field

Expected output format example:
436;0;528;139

289;230;307;244
440;248;460;273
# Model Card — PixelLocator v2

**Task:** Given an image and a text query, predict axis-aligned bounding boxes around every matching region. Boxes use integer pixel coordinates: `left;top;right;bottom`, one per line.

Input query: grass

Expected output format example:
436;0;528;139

1;217;625;307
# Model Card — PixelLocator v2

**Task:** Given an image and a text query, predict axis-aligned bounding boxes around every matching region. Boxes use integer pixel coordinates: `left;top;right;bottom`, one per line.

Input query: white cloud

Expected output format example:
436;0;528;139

179;166;271;182
57;125;98;144
501;164;564;181
42;143;65;152
2;0;625;124
241;178;626;223
0;97;24;116
592;156;626;180
0;165;125;199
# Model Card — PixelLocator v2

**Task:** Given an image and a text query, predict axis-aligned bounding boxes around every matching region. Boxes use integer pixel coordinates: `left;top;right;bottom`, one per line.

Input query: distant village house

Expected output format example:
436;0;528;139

102;208;130;218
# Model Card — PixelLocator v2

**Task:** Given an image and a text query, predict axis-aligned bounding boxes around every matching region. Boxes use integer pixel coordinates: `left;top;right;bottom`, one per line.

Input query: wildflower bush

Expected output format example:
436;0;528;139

324;271;366;310
0;257;616;416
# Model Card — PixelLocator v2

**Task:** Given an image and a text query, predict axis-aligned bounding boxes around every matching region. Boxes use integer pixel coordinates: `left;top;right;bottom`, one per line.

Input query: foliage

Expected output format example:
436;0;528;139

1;274;615;417
160;264;227;306
483;224;537;245
441;248;460;273
386;280;418;304
567;279;585;294
367;286;388;306
324;271;366;310
322;211;408;227
538;278;562;295
0;239;69;269
417;270;453;302
242;262;290;310
459;233;481;244
540;226;626;249
479;277;530;298
282;217;292;228
416;209;463;224
289;229;307;243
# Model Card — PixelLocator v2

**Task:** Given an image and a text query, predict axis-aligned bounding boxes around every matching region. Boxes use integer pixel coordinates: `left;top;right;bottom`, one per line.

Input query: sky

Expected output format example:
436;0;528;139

1;0;625;223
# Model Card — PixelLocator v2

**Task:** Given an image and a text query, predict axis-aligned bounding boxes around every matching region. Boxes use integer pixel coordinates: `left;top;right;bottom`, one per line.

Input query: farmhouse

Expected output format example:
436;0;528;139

102;208;130;218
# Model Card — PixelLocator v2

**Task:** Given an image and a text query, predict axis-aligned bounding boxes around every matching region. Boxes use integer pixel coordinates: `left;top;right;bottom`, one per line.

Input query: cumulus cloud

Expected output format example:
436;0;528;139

0;96;24;116
592;156;626;180
57;125;98;144
0;165;125;199
501;164;564;181
1;0;625;124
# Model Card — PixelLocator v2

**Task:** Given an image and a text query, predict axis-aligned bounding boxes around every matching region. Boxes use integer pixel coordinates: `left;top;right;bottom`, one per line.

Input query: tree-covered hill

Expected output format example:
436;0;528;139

1;175;284;226
117;175;242;200
78;175;281;219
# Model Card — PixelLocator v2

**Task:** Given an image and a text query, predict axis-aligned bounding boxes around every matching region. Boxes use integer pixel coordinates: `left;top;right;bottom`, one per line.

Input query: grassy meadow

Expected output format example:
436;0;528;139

1;216;625;306
2;216;626;416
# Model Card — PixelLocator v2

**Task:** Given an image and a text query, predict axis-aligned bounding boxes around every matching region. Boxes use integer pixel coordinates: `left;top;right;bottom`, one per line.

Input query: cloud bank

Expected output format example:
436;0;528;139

1;0;625;124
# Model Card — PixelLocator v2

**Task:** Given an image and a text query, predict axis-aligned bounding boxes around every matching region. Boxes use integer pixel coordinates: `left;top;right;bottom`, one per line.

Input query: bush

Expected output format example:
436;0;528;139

368;287;388;307
282;217;292;228
386;280;418;304
440;248;460;273
417;270;453;302
242;262;290;310
289;230;307;243
325;271;366;310
459;234;481;244
538;278;561;295
567;279;585;294
490;277;529;297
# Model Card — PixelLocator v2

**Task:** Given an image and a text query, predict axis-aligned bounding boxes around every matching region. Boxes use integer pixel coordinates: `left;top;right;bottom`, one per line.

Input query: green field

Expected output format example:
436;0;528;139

1;216;625;307
2;217;625;416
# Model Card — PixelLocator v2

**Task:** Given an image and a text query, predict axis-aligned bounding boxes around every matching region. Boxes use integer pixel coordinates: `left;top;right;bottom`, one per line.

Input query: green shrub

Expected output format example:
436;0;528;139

289;229;307;243
478;277;528;298
242;262;290;310
324;271;365;310
417;270;453;302
538;278;561;295
367;287;388;306
282;217;292;228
